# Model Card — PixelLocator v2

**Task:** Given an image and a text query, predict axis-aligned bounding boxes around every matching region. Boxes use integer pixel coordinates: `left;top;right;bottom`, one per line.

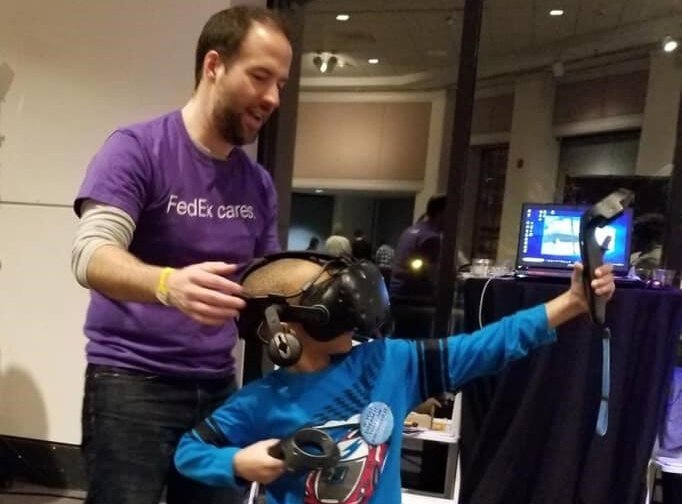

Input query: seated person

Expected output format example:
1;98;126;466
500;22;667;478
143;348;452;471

324;233;351;256
630;213;665;271
174;251;615;503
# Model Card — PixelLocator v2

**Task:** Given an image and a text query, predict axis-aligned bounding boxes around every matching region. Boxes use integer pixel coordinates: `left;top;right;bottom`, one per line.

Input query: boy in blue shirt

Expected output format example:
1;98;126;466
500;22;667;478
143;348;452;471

175;252;615;503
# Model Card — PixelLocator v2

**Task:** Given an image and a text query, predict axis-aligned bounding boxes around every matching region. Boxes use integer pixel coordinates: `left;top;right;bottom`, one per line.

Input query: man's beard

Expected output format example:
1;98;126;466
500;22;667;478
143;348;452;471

213;106;256;146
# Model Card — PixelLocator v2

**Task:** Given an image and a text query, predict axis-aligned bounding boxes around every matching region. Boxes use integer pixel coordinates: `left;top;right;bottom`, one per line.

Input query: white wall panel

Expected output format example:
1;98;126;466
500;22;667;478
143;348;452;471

0;0;230;205
0;203;88;443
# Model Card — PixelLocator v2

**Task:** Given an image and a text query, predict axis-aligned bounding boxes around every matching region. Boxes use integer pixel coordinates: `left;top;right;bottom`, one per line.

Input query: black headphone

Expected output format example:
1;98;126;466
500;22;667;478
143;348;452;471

238;251;391;367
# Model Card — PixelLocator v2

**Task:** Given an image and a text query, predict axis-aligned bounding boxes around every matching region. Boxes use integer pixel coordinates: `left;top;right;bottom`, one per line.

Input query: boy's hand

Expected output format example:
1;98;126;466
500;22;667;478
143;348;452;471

233;439;286;484
545;263;616;328
568;263;616;313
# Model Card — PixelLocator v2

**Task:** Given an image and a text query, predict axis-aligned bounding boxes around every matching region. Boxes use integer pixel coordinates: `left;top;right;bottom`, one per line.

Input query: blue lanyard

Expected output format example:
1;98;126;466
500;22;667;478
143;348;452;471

596;327;611;437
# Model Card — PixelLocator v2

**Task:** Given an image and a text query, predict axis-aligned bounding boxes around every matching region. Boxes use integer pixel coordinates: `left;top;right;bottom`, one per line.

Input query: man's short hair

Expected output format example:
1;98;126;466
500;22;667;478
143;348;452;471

426;194;447;218
194;6;292;88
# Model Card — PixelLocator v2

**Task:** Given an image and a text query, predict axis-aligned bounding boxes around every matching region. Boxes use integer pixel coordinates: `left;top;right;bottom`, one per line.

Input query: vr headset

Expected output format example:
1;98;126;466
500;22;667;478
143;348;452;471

238;251;391;367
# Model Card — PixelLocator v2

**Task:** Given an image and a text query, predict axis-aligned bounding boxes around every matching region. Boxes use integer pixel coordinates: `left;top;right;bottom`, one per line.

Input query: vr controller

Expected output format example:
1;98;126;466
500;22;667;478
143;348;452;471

579;188;634;325
267;428;340;472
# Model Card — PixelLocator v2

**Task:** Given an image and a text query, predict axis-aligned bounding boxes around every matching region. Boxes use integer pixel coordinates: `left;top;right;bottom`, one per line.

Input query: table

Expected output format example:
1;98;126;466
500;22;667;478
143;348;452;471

401;491;457;504
458;277;682;504
402;428;459;502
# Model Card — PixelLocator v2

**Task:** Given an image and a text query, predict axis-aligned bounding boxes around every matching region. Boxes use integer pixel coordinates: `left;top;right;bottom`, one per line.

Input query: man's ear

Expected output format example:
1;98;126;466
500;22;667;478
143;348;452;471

202;50;223;82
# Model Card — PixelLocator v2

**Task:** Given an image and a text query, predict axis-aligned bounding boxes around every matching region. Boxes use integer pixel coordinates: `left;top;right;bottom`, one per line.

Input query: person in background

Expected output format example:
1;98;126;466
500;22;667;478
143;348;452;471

374;238;395;287
70;7;292;503
351;228;372;260
305;236;320;251
390;194;446;339
630;212;665;271
324;231;352;257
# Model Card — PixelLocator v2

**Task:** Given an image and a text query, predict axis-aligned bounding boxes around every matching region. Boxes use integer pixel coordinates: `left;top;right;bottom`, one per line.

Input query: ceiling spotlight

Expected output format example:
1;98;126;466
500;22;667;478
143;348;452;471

313;53;339;73
663;35;679;53
549;9;564;16
427;49;447;57
368;58;379;64
552;61;565;77
336;14;350;22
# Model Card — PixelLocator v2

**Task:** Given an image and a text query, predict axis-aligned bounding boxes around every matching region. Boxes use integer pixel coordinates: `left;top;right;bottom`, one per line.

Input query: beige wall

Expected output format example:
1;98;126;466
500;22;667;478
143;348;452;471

554;71;648;125
472;94;514;135
415;92;448;221
293;91;444;196
294;101;431;181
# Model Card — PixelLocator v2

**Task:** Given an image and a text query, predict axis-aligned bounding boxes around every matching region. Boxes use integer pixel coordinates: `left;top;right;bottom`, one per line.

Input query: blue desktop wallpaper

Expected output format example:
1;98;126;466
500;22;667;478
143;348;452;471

517;204;632;270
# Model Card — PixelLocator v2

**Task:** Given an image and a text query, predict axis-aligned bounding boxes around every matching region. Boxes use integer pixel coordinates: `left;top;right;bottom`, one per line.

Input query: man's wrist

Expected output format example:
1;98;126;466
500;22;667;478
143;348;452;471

155;267;176;306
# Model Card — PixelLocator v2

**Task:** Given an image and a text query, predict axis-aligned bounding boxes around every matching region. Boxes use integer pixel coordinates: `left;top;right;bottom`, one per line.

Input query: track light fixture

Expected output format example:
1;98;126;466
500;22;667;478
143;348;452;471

313;53;338;73
663;35;678;53
551;61;565;78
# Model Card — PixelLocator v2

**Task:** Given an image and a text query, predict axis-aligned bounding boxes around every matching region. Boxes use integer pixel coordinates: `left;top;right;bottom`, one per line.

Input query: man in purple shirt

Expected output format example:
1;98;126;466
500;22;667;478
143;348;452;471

389;195;445;339
70;7;292;504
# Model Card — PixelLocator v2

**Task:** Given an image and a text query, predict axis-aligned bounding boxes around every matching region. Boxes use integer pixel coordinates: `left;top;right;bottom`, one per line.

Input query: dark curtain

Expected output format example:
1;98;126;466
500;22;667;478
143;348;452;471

459;278;682;504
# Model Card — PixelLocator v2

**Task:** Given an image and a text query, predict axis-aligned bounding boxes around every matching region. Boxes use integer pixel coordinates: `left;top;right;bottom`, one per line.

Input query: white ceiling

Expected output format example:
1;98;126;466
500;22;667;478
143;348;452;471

300;0;682;90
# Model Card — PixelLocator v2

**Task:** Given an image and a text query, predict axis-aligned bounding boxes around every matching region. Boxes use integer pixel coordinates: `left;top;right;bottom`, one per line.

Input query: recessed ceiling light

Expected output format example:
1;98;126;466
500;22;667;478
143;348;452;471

663;35;679;53
427;49;447;57
368;58;379;64
336;14;350;21
549;9;564;16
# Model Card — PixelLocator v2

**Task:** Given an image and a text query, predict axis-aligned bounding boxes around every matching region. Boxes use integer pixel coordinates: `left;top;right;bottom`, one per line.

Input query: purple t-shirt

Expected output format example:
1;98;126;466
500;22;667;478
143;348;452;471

75;110;280;378
389;220;441;299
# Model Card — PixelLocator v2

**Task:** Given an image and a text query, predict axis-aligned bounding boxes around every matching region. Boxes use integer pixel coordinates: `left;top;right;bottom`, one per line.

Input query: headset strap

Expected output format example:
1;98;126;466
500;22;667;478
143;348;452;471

241;251;353;281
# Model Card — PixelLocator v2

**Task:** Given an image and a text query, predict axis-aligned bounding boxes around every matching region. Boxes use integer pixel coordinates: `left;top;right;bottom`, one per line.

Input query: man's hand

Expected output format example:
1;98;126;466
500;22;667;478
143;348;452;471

166;262;246;325
233;439;286;484
568;263;616;313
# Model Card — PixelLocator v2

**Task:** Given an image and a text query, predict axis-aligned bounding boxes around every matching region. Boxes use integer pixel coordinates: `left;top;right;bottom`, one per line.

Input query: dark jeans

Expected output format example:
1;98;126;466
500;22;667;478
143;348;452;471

82;364;245;504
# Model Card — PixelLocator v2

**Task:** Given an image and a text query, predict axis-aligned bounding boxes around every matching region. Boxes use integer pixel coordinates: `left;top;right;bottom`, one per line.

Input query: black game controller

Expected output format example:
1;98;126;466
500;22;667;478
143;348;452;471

579;188;634;325
267;428;340;472
578;188;634;437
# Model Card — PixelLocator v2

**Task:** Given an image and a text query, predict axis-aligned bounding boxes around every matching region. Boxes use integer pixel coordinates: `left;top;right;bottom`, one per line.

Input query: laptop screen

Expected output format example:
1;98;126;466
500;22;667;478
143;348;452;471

516;203;633;274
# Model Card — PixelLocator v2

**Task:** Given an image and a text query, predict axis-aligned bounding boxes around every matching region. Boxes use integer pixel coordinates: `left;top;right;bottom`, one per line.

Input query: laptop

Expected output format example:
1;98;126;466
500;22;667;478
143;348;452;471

514;203;634;279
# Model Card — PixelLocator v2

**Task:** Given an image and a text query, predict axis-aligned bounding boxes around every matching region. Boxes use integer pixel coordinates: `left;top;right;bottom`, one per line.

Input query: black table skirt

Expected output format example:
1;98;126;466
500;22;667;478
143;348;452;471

459;277;682;504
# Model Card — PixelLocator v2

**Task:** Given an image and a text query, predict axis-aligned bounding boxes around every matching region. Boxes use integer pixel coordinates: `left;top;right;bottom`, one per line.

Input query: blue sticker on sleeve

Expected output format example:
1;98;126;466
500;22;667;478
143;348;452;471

360;402;393;445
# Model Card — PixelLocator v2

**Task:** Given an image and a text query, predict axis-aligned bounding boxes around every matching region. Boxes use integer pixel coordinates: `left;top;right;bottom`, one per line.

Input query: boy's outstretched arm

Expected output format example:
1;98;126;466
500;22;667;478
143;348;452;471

409;263;616;403
545;263;614;328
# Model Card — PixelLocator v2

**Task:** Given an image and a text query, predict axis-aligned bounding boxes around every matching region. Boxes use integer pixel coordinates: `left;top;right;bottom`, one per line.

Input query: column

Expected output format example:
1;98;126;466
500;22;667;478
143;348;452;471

497;73;559;262
636;52;682;176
